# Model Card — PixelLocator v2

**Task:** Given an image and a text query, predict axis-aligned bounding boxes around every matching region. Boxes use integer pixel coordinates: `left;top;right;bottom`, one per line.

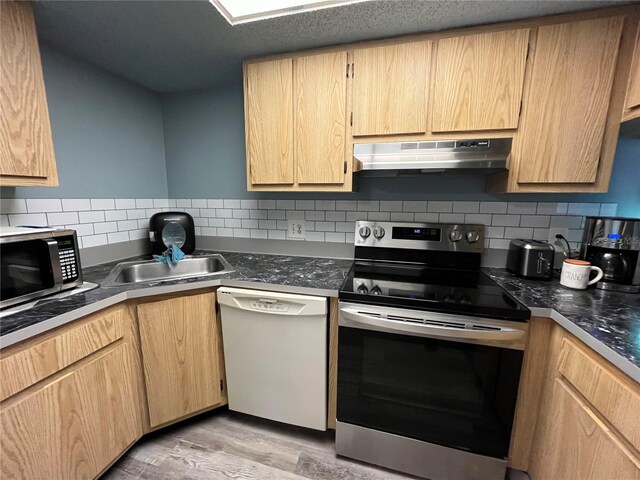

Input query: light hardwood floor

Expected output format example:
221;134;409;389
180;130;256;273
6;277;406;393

103;409;529;480
102;409;419;480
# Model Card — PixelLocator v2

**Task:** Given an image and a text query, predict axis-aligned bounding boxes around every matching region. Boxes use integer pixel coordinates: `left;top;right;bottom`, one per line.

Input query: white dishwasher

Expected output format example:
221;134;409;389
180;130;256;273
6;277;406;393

217;287;328;430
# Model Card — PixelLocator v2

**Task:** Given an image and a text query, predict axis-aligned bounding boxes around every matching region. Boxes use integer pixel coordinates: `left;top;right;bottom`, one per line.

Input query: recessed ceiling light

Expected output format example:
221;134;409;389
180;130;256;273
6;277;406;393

210;0;368;25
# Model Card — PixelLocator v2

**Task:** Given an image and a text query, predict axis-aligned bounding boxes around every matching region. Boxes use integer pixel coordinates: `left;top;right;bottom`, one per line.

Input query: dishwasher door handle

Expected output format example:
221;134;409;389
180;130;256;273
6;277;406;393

339;305;526;350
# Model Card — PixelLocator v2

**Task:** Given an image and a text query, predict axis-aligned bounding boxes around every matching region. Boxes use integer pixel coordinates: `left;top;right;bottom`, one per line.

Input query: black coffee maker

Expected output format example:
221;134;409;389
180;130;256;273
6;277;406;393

579;216;640;293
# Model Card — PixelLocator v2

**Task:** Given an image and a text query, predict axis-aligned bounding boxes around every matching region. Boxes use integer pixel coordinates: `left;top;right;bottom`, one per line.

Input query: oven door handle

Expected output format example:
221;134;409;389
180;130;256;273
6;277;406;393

339;306;526;350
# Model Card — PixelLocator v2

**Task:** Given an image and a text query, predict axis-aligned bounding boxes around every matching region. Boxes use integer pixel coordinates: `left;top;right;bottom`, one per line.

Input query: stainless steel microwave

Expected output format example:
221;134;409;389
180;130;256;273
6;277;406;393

0;228;83;309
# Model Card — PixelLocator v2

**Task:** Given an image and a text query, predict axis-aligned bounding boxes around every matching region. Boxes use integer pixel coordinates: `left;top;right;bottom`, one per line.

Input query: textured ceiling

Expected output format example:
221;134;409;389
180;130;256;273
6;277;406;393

33;0;630;93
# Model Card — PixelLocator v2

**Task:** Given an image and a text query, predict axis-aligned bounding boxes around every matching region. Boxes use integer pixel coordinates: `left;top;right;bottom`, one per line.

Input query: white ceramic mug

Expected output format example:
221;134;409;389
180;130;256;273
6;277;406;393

560;259;604;290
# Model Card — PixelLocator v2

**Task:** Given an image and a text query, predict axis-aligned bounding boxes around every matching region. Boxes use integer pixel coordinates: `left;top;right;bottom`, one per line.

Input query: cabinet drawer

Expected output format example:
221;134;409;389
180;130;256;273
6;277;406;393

0;306;124;401
558;338;640;450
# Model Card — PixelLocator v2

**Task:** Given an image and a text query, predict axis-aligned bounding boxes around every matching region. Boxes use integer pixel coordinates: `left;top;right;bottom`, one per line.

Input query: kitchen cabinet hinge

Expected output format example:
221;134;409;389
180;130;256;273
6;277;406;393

343;160;347;174
351;62;354;79
220;379;224;391
350;112;353;126
346;63;350;78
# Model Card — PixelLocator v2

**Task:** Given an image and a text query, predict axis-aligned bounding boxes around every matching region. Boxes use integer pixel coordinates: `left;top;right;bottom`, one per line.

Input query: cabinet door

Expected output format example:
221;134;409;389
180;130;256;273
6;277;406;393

245;58;294;185
137;292;221;427
624;27;640;113
532;379;640;480
0;1;58;185
432;29;529;132
295;51;347;184
0;344;142;479
516;17;624;184
352;41;430;136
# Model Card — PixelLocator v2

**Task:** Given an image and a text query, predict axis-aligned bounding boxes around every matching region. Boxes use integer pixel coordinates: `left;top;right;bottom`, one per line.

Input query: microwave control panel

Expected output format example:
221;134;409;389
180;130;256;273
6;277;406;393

57;237;79;282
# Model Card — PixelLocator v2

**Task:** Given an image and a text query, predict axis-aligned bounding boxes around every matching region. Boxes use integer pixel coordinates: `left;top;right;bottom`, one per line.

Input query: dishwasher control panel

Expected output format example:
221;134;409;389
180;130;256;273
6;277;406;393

250;301;289;312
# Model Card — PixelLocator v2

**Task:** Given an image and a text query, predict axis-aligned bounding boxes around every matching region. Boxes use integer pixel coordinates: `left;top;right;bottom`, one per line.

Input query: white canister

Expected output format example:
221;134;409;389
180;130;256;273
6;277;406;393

560;259;604;290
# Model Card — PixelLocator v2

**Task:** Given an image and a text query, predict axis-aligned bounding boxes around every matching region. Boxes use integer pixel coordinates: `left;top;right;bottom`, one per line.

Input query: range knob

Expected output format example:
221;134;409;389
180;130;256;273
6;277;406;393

373;226;385;239
449;230;463;242
370;285;382;296
359;226;371;239
466;230;480;243
357;284;369;294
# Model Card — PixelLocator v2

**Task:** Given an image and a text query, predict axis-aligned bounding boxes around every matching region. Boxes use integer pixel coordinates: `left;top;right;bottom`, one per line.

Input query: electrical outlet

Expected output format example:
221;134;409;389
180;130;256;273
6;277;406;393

287;220;306;240
547;227;569;251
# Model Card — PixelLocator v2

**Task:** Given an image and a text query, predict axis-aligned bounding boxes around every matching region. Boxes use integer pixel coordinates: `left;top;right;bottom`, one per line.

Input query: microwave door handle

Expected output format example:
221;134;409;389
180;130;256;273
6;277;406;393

44;239;63;286
340;308;526;350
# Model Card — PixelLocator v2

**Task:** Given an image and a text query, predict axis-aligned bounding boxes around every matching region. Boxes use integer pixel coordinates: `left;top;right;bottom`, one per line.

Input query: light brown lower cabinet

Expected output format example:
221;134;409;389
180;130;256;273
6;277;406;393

0;340;142;479
512;320;640;479
136;292;224;428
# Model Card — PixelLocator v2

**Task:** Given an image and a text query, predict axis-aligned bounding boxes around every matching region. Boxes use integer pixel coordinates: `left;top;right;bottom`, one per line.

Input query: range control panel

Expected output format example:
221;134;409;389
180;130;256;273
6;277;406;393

354;221;484;253
57;236;80;282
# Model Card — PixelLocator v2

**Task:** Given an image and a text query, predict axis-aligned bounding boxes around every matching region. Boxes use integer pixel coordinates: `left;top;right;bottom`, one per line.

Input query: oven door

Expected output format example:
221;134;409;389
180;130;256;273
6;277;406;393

0;237;63;309
337;302;526;460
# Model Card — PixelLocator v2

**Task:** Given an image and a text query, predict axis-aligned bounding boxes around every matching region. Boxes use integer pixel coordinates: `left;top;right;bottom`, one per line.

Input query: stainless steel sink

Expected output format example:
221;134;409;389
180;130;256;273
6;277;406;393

101;254;234;287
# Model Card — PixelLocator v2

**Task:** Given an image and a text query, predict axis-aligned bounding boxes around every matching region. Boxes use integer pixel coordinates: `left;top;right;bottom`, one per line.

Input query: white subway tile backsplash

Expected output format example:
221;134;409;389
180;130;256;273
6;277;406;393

520;215;550;228
452;201;479;213
216;208;232;218
336;222;354;233
479;202;507;214
305;221;315;231
242;219;259;229
200;208;217;218
427;201;452;213
336;200;357;211
129;229;147;240
277;220;289;230
176;199;192;208
207;199;224;208
8;213;48;226
465;213;492;225
368;212;391;221
224;199;241;209
315;221;336;232
380;201;403;212
507;202;537;214
66;223;94;236
153;199;170;208
485;226;505;238
117;219;138;231
346;232;355;244
258;200;276;210
201;227;217;236
234;228;251;238
286;210;304;220
346;211;363;222
599;203;617;216
251;209;269;220
492;214;520;227
504;227;534;239
296;200;315;210
358;201;379;211
259;220;277;230
306;232;325;242
326;211;346;222
127;209;146;220
250;229;268;239
232;209;250;219
533;228;550;240
277;200;295;210
551;215;582;229
132;199;151;209
47;212;79;226
191;199;207;208
240;199;258;209
391;212;414;222
268;230;286;240
268;210;286;220
536;202;568;215
225;218;242;228
83;234;108;248
325;232;346;243
138;219;151;229
306;210;325;221
107;231;129;244
62;199;91;211
145;208;162;217
0;215;8;226
568;203;600;216
316;200;335;211
403;201;427;212
439;213;465;223
414;213;439;222
489;239;511;249
26;198;62;213
115;199;136;209
79;211;105;223
1;198;27;214
209;218;225;227
185;208;200;218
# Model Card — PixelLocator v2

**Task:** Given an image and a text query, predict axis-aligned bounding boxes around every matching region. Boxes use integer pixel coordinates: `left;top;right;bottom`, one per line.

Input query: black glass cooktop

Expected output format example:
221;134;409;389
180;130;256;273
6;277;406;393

339;261;530;321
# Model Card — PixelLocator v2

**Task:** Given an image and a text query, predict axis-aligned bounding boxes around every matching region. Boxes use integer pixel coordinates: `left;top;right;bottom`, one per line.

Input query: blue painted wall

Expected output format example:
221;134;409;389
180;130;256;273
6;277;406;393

162;84;640;216
1;44;168;199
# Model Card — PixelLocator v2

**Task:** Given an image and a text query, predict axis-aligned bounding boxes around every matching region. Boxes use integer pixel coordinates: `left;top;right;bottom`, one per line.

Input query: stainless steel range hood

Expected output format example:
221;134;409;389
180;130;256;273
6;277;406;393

353;138;512;176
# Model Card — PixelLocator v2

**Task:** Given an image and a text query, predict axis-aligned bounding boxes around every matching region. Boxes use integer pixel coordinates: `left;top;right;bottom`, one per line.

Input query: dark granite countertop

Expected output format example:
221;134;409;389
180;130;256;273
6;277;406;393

486;268;640;379
0;250;353;347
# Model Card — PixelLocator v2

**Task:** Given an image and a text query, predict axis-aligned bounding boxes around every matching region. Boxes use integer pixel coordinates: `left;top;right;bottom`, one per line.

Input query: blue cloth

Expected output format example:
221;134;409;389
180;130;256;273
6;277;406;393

153;243;185;267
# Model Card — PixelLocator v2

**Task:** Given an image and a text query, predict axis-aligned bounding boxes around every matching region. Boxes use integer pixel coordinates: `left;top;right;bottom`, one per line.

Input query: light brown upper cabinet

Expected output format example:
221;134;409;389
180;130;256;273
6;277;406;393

515;17;624;186
137;292;223;428
623;24;640;121
432;29;530;132
0;1;58;187
295;51;347;184
352;42;431;136
245;58;294;185
244;52;350;191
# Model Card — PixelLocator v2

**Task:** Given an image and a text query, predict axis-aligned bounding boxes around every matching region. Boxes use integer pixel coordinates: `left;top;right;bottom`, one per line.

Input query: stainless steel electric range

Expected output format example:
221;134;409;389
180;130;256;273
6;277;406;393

336;221;531;480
